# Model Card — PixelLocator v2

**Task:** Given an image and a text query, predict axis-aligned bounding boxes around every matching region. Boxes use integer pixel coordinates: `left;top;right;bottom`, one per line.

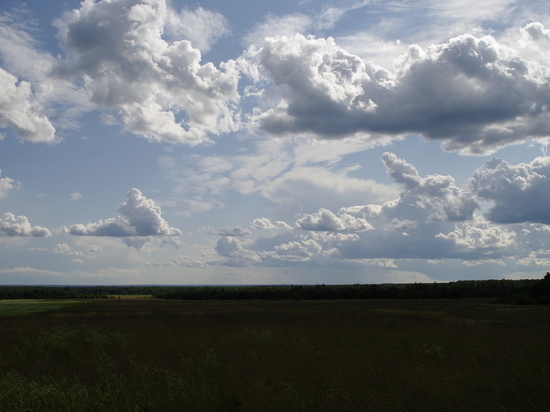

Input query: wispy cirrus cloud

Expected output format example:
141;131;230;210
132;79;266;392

159;136;398;216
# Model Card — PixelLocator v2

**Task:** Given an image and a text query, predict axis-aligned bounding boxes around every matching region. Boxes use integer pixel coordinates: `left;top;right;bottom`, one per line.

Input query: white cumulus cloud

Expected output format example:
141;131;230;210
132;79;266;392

0;169;19;198
252;217;292;230
243;26;550;154
296;208;373;232
0;212;51;237
54;0;240;144
65;188;181;248
0;67;56;142
52;243;84;257
381;152;477;222
469;156;550;224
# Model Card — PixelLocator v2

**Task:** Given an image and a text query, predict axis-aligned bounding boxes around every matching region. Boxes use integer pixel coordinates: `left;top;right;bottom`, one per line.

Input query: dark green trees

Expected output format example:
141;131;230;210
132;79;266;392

531;272;550;304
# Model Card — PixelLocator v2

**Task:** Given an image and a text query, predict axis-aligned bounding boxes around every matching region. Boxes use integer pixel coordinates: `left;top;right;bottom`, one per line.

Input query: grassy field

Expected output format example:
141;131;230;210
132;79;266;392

0;300;83;317
0;298;549;411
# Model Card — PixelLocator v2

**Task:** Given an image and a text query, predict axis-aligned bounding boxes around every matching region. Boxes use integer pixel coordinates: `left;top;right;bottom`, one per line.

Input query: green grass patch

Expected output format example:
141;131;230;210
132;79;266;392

106;294;153;299
0;300;83;317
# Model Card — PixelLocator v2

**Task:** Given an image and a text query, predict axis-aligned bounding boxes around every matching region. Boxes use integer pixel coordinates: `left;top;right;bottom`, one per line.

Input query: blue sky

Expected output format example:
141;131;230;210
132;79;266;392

1;0;550;285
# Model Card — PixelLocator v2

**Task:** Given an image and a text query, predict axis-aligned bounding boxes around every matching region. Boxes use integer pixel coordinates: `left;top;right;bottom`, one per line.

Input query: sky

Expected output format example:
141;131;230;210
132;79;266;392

1;0;550;285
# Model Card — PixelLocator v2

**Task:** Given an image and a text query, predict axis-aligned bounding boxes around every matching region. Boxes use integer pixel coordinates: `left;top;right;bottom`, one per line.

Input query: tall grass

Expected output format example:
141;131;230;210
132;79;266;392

0;299;549;411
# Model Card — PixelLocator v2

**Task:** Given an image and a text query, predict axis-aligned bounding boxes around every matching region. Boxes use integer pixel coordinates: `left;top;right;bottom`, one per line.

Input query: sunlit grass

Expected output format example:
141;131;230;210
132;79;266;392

0;299;548;411
106;295;153;299
0;300;82;317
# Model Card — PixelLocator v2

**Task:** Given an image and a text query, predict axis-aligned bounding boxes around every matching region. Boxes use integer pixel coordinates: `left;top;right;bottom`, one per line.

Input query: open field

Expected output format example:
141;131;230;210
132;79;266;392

0;300;83;317
0;298;549;411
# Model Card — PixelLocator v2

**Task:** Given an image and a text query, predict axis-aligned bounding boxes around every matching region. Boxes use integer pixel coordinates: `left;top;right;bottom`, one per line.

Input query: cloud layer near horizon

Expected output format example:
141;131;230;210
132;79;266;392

195;153;550;269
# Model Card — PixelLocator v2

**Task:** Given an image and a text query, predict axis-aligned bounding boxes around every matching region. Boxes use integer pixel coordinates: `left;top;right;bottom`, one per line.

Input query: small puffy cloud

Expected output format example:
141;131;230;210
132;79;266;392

54;0;240;144
212;236;261;266
0;169;19;198
65;188;181;248
146;256;205;268
252;217;292;230
69;192;82;201
244;27;550;154
296;208;373;232
168;255;205;268
273;241;313;261
212;227;251;237
387;218;418;232
516;252;550;267
52;243;83;257
469;157;550;224
522;22;550;43
88;244;101;253
0;212;51;237
215;236;244;257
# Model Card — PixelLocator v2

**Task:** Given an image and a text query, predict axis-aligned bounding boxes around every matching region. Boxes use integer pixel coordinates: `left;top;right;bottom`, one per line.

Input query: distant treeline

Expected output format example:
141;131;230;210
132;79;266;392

156;277;550;304
0;286;179;300
1;275;550;303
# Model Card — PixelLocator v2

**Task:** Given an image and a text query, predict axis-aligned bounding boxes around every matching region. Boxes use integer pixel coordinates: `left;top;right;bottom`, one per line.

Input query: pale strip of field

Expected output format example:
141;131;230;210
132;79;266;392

106;295;153;299
0;300;81;316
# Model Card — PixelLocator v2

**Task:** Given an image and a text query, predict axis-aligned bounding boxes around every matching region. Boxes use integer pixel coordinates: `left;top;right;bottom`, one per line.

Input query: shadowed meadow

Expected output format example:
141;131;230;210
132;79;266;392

0;297;549;411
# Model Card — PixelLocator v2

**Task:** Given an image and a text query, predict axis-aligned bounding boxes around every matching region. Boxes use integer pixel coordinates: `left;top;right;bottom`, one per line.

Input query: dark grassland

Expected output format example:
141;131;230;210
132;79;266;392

0;298;549;411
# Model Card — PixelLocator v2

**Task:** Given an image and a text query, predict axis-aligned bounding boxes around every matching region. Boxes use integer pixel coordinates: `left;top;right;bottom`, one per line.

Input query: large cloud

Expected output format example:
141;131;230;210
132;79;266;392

469;156;550;224
0;68;56;142
0;11;57;142
244;27;550;154
381;152;477;221
0;213;51;237
65;188;181;248
0;9;94;141
53;0;239;144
